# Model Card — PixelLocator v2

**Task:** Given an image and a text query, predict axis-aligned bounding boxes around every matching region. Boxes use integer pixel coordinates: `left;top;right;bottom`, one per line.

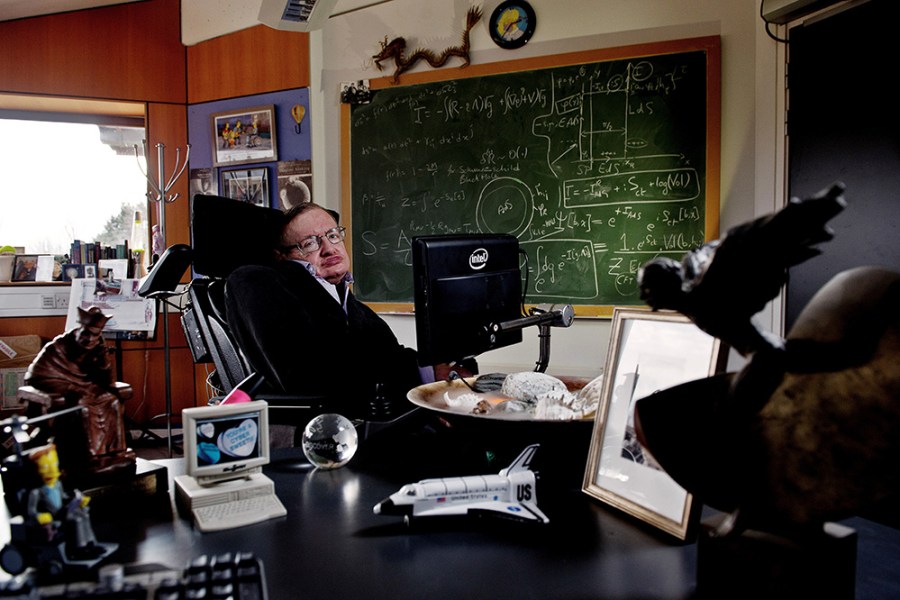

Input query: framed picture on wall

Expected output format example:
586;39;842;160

583;308;726;540
211;105;278;166
221;167;270;207
277;159;313;209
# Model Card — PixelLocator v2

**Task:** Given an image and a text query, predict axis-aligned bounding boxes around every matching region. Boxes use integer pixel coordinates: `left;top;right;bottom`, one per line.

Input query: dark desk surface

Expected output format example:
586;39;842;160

70;444;897;600
100;447;705;600
5;439;899;600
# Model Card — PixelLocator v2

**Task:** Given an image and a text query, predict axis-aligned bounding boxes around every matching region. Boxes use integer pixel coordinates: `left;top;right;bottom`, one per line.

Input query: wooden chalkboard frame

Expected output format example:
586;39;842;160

341;35;720;317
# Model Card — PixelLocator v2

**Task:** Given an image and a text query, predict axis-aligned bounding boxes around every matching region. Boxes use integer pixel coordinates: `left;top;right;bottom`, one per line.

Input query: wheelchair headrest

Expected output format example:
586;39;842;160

138;243;193;297
191;194;284;278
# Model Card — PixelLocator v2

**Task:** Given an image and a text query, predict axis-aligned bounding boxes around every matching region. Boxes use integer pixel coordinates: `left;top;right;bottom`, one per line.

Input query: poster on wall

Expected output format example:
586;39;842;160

211;105;278;166
277;160;313;209
65;278;156;333
190;168;219;198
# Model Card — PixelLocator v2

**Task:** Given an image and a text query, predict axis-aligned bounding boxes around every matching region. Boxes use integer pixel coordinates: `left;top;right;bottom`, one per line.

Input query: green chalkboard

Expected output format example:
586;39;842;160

343;37;720;316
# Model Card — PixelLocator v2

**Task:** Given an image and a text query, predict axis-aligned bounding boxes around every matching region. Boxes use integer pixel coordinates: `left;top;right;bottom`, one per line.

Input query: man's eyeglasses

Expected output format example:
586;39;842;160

286;226;346;256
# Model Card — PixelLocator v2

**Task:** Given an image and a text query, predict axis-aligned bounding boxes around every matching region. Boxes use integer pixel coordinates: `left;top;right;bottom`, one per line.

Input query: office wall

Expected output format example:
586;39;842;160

310;0;781;375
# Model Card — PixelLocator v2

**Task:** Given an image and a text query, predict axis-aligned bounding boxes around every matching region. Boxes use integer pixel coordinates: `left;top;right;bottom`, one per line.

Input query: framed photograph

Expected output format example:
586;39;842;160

189;167;218;198
583;308;726;540
211;105;278;166
61;264;86;282
11;255;38;282
277;159;313;209
221;167;270;207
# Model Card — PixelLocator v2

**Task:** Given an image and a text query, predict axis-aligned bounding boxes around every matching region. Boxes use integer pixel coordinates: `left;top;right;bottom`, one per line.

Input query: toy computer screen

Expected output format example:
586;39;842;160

182;400;270;485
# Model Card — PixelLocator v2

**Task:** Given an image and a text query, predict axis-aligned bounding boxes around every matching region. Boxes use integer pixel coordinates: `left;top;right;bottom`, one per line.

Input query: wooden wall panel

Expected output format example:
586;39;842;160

0;0;185;103
122;345;197;425
0;315;66;341
187;25;310;104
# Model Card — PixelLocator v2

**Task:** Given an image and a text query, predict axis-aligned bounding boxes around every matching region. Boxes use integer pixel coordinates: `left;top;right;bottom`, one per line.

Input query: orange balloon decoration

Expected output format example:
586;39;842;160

291;104;306;134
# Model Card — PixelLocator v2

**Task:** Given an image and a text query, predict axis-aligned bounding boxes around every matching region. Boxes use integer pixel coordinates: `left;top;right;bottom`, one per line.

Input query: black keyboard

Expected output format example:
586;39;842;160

0;552;267;599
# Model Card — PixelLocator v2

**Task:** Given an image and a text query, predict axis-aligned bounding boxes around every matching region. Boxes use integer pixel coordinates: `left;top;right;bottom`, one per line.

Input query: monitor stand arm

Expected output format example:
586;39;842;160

492;304;575;373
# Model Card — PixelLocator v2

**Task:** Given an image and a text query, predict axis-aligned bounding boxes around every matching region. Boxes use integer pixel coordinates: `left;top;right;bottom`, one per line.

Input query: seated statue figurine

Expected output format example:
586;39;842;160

23;306;135;477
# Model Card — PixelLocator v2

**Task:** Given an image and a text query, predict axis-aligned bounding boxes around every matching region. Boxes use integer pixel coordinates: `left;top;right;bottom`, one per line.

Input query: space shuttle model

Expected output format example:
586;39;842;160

373;444;549;524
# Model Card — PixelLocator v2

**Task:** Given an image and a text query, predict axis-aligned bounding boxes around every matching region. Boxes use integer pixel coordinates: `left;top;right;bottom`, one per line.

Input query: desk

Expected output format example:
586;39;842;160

73;444;898;600
88;447;698;599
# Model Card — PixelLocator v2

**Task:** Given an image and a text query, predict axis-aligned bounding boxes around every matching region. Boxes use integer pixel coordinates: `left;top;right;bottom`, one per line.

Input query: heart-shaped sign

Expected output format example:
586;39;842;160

198;423;215;439
197;441;221;464
217;418;258;458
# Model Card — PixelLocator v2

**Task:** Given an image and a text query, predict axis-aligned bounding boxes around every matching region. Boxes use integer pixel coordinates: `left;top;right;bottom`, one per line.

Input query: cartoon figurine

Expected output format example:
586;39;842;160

25;306;135;476
26;444;105;561
0;439;118;577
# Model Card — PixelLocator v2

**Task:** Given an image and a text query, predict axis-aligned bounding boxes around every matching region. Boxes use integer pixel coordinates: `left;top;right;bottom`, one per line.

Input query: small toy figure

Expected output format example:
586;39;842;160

25;306;135;475
26;444;105;561
0;419;118;577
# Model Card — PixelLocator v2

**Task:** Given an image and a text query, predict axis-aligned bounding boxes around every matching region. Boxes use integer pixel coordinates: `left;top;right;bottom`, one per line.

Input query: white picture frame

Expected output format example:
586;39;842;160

583;308;726;540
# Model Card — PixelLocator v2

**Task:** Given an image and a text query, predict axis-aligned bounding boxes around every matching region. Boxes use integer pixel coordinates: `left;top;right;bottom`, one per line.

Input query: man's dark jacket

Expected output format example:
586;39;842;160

225;260;422;417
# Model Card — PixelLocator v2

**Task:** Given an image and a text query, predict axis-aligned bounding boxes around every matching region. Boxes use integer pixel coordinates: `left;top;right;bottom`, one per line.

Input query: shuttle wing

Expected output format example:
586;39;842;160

468;501;550;524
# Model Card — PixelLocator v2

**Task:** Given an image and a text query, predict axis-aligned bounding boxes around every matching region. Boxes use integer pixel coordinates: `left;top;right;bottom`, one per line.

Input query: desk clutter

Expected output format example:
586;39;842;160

0;552;268;599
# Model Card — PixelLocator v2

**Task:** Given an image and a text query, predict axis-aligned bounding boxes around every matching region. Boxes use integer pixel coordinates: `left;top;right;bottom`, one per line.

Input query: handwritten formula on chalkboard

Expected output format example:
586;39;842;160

345;37;720;315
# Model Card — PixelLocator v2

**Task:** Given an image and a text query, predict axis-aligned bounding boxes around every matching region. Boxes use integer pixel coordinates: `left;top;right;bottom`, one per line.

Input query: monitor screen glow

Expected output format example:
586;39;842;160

181;400;270;486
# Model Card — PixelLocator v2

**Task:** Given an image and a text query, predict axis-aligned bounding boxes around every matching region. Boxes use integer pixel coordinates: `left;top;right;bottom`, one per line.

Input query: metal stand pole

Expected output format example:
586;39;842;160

135;141;190;457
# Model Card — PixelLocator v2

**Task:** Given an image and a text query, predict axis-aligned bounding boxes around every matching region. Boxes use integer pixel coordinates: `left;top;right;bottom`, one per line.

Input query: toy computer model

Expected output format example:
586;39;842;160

174;401;286;532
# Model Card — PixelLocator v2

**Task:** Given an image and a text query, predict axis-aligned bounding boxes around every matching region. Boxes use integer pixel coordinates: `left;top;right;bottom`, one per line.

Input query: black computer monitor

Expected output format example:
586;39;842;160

412;234;524;366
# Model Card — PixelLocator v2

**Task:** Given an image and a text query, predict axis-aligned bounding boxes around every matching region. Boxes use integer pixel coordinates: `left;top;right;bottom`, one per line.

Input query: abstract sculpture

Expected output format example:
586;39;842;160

634;182;900;536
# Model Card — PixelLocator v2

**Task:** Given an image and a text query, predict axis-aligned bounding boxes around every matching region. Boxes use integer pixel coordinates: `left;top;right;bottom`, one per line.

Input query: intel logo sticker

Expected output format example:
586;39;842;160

469;248;489;270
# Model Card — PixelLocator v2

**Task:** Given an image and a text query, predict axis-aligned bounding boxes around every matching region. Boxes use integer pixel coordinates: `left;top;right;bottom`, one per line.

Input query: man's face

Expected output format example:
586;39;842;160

282;208;349;285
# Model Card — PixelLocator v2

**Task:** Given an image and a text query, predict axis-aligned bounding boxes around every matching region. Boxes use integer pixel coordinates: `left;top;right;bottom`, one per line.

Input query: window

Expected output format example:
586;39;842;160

0;115;149;261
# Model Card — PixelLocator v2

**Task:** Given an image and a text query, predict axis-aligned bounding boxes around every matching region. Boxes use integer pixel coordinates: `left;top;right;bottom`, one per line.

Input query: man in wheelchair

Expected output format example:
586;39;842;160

225;202;458;420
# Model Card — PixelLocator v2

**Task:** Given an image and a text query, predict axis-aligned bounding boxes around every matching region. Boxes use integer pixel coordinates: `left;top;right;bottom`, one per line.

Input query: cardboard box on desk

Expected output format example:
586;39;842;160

0;334;43;410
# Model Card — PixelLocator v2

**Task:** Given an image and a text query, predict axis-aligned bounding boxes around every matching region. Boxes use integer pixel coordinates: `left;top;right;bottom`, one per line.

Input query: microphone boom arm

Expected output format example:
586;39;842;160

489;304;575;372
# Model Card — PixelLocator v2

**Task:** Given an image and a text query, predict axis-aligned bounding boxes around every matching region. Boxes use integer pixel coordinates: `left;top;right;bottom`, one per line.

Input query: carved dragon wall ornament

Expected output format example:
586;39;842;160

373;6;482;84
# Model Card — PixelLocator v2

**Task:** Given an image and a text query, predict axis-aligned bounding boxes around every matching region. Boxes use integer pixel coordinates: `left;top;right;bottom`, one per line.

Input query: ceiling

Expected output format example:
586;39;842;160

0;0;142;22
